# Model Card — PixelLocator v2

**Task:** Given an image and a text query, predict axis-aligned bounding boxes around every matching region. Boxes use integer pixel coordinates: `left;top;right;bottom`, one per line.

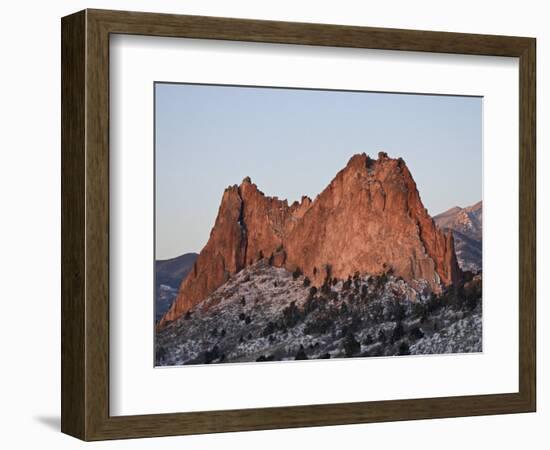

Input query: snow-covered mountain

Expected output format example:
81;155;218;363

434;201;482;273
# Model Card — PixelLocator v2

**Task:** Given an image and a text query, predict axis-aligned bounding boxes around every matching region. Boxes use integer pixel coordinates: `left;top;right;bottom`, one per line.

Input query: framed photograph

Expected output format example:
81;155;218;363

61;9;536;440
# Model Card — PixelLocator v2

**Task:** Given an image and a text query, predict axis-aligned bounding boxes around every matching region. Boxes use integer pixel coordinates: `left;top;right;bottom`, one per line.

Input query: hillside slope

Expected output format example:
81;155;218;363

156;261;481;366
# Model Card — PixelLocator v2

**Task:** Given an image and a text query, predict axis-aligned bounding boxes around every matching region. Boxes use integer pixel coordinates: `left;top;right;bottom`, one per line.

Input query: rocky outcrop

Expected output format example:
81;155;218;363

159;153;462;327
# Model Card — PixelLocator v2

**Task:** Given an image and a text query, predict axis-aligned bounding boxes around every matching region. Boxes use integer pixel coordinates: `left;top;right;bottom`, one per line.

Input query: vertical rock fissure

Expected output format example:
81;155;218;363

237;185;248;272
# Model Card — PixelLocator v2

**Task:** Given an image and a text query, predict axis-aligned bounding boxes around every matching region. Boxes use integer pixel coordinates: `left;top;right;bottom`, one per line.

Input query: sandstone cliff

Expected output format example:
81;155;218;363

159;152;461;327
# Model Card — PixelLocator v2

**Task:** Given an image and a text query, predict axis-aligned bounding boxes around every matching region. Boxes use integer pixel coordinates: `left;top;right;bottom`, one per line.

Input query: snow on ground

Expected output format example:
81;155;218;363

155;260;482;366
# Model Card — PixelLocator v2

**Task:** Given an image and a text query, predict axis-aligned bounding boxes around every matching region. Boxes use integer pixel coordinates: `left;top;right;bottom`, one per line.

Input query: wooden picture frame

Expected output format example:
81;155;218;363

61;9;536;441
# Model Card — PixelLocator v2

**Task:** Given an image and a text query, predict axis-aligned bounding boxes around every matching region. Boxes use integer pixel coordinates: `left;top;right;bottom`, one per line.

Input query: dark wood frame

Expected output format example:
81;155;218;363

61;9;536;441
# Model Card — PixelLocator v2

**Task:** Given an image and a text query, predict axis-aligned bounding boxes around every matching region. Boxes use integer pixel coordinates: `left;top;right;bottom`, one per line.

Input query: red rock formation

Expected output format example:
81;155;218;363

159;153;462;327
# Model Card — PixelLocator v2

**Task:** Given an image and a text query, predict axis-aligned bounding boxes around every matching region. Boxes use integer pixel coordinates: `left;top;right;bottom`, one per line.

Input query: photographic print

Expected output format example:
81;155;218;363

154;83;482;367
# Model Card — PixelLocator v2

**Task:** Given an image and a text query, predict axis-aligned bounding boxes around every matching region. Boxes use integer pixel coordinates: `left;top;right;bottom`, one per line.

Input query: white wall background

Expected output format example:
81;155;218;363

0;1;546;448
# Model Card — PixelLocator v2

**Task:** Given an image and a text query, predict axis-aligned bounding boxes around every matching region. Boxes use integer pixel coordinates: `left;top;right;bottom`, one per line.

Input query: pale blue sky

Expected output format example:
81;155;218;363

155;83;482;259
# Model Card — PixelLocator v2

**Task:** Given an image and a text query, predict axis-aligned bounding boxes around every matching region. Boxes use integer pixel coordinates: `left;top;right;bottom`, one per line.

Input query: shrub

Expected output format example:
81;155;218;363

466;294;479;311
320;353;331;359
367;302;384;323
240;297;246;306
184;311;192;320
425;293;439;313
262;321;276;337
303;277;311;287
349;314;362;332
295;345;308;360
316;296;328;310
156;346;167;360
204;345;220;364
245;315;252;324
238;312;246;321
343;278;352;291
409;326;424;340
419;310;428;324
397;302;407;321
304;316;333;335
282;301;302;328
340;302;348;314
368;345;384;357
344;332;361;357
412;301;426;318
304;296;318;315
392;322;405;343
340;325;349;338
463;280;482;310
292;267;303;279
398;342;411;356
389;301;405;321
363;334;374;346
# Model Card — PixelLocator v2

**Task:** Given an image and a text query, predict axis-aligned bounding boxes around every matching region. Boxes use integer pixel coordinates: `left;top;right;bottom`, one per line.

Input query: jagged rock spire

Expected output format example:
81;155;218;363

159;153;462;328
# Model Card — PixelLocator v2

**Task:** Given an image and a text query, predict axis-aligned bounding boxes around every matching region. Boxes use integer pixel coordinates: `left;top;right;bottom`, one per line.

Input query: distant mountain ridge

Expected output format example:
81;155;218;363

155;253;198;322
434;201;482;273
